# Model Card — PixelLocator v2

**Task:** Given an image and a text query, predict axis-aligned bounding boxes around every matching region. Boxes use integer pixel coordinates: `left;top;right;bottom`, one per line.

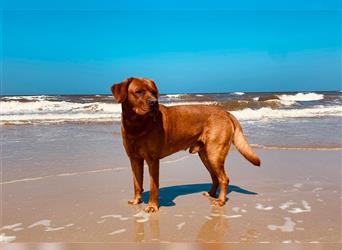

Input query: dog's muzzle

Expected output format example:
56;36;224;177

148;99;159;109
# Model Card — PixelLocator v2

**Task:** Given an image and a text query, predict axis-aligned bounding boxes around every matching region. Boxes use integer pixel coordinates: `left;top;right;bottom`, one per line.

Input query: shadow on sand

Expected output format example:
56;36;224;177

141;183;257;207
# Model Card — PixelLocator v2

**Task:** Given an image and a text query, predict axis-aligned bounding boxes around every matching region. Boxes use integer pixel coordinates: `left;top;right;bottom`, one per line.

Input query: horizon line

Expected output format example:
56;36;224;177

1;89;341;96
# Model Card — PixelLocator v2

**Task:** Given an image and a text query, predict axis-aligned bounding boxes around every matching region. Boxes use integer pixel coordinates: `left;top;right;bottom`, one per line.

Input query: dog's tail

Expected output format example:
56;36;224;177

229;113;261;167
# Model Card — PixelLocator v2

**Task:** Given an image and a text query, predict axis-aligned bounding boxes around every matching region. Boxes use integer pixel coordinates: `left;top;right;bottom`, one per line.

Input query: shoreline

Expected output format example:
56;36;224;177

2;122;341;150
1;147;341;186
1;148;341;244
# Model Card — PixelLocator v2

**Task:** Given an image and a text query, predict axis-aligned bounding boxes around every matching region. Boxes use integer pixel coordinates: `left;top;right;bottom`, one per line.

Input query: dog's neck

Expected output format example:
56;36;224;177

121;103;158;138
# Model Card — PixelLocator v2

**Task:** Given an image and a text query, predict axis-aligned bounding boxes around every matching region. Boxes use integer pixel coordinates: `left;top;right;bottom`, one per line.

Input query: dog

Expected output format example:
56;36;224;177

111;77;260;213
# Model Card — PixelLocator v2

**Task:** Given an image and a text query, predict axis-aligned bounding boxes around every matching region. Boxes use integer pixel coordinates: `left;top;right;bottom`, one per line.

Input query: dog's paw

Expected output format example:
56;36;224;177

144;204;159;213
202;191;217;198
128;198;142;205
212;199;225;207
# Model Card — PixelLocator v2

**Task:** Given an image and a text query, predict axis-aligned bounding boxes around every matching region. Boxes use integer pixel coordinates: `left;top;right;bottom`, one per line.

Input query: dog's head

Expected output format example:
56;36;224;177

111;77;159;116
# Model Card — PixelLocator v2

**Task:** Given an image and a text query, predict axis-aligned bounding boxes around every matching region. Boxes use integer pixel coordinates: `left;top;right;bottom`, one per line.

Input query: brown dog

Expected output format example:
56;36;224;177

111;77;260;213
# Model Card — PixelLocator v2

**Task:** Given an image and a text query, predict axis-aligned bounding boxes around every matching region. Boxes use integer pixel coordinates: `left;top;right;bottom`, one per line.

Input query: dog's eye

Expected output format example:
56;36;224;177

135;90;144;95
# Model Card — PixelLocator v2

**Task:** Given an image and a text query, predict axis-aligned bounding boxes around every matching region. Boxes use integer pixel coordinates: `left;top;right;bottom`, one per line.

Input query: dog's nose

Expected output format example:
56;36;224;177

148;99;158;107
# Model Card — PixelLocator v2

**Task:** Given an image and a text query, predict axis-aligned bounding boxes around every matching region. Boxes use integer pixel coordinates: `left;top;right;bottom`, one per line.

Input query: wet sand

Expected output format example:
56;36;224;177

1;125;341;249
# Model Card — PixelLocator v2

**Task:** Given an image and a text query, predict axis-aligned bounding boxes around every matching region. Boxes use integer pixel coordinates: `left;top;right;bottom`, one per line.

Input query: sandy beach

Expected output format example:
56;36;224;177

1;123;341;249
2;4;341;249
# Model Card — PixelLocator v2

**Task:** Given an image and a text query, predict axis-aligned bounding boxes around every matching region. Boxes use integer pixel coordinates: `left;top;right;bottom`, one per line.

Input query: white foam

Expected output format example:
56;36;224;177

161;156;189;164
1;167;127;185
232;207;240;212
101;214;129;221
176;222;186;230
102;214;122;219
267;217;296;232
0;99;122;124
133;210;150;223
28;219;51;228
0;99;215;124
27;219;74;232
45;226;65;232
2;176;45;184
109;228;126;235
293;183;303;188
57;173;77;177
279;201;296;210
1;93;339;124
278;99;297;106
1;100;121;115
1;223;23;230
223;214;242;219
277;92;324;101
288;200;311;214
312;187;323;192
255;203;273;211
164;94;184;99
233;92;245;95
136;217;149;223
283;240;301;243
231;106;342;121
0;233;16;243
165;101;215;106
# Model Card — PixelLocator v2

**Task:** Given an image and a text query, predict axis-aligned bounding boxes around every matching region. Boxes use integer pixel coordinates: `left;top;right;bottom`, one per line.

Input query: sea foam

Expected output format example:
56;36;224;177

277;92;324;101
1;93;340;125
232;92;245;95
231;106;342;121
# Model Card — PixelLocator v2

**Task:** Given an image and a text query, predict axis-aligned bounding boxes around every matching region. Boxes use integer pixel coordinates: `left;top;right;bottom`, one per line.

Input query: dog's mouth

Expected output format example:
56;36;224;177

134;105;158;116
151;104;159;111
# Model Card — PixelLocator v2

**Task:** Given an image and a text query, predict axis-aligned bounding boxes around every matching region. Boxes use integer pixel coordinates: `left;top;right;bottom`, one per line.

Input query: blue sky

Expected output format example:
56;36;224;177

2;1;341;94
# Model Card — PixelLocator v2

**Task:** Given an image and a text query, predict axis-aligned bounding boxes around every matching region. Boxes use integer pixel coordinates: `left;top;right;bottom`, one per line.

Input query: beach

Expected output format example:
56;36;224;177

3;5;341;248
1;121;341;249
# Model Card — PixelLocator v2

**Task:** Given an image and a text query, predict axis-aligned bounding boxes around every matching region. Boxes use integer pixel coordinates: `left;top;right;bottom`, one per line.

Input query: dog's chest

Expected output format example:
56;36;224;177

124;131;163;159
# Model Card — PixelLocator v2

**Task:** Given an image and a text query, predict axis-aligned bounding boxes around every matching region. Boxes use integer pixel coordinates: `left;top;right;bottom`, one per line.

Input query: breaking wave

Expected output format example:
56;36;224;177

277;92;324;101
231;106;342;121
1;92;341;125
232;92;245;95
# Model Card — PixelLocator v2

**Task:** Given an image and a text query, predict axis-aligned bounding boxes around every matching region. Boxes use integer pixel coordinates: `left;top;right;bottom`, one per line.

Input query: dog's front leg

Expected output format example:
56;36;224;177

144;159;159;213
128;157;144;205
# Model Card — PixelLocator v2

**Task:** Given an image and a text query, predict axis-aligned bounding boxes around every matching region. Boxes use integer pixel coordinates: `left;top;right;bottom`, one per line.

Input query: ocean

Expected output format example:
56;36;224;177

1;91;342;148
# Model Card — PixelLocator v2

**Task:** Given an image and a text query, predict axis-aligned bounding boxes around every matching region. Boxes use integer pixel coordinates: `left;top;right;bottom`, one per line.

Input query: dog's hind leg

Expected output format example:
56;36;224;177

201;122;233;206
199;146;230;206
199;150;219;198
211;162;229;207
206;146;230;207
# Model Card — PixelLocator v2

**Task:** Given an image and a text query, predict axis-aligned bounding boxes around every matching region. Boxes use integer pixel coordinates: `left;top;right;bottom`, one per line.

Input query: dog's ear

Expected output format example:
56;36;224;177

111;77;133;103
